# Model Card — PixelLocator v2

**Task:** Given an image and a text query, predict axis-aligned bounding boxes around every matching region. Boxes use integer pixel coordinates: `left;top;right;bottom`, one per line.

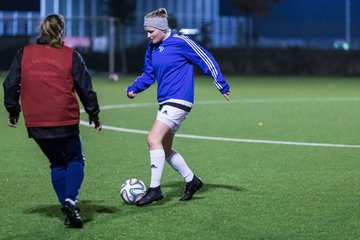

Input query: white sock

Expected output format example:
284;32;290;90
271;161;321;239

64;198;77;206
149;149;166;188
166;150;194;182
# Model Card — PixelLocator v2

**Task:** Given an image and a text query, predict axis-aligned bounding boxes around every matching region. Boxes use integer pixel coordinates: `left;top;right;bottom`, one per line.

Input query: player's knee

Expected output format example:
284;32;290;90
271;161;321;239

147;135;162;149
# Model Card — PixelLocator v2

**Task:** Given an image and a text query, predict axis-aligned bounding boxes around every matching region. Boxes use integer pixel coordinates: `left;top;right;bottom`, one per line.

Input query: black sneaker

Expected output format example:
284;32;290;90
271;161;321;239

61;201;83;228
180;175;203;201
135;186;164;206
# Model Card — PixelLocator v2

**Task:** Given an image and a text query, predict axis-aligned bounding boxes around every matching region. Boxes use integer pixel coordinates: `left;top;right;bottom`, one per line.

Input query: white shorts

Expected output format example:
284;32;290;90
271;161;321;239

156;104;190;132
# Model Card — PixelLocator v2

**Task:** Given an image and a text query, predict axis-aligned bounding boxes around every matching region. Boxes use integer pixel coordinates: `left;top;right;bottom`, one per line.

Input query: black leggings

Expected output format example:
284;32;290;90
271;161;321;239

34;134;84;168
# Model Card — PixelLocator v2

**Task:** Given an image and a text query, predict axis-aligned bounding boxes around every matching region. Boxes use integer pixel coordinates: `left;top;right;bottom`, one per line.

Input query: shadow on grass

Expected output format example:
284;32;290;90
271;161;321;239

24;200;119;224
114;181;246;209
161;181;246;202
23;182;245;219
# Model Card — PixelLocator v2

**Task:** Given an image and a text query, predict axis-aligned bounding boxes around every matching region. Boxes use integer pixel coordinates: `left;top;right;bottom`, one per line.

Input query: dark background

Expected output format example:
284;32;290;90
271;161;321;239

0;0;40;11
1;0;360;75
220;0;360;39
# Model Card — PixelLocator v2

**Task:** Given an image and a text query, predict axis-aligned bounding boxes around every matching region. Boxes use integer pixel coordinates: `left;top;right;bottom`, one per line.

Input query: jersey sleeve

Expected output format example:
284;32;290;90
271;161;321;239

127;45;156;94
177;35;230;94
72;50;100;117
3;49;23;116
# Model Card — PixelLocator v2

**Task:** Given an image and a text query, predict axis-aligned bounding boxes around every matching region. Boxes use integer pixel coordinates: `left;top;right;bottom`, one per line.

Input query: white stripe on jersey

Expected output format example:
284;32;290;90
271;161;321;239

175;34;218;77
174;34;223;90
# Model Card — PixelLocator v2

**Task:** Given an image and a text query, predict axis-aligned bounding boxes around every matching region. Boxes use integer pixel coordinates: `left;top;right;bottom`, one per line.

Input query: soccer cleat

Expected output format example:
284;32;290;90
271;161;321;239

135;186;164;206
64;216;70;226
180;175;203;201
61;201;83;228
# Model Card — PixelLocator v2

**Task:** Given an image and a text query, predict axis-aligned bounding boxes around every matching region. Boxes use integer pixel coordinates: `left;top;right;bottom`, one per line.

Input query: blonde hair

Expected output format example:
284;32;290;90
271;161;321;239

40;14;65;48
145;8;168;18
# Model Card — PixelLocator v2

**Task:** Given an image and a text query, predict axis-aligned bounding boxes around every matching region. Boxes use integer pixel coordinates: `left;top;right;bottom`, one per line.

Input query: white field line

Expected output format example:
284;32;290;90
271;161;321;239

80;120;360;149
90;96;360;112
197;97;360;105
80;97;360;149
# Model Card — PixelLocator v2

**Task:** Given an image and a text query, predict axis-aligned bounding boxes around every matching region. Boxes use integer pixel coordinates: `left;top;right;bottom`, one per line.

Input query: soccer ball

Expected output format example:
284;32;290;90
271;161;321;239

119;178;147;204
109;73;119;81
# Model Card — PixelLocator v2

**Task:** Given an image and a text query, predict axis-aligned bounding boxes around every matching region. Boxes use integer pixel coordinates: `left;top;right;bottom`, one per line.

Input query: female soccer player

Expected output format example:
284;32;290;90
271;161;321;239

3;14;102;228
127;8;230;206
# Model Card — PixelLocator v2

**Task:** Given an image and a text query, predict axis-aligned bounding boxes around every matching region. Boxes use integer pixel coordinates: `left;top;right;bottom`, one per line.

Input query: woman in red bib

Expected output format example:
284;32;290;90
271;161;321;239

3;14;102;228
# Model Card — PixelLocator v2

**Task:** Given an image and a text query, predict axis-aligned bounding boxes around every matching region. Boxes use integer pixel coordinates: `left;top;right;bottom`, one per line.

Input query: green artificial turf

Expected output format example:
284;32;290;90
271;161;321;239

1;75;359;239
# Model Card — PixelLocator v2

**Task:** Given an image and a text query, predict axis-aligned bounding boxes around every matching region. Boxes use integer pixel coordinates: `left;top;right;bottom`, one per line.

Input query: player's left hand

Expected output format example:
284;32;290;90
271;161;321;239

89;115;102;133
8;114;19;128
223;92;230;101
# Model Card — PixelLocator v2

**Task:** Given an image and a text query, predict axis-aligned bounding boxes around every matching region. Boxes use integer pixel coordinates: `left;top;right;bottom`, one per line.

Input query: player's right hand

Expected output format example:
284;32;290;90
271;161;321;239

8;114;19;128
127;91;136;99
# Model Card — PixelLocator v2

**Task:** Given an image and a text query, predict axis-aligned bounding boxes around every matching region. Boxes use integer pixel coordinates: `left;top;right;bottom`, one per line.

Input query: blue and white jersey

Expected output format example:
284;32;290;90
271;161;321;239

128;33;230;104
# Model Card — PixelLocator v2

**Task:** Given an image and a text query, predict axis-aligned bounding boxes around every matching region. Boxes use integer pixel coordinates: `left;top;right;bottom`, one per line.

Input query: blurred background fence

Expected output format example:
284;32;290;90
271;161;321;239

1;0;360;76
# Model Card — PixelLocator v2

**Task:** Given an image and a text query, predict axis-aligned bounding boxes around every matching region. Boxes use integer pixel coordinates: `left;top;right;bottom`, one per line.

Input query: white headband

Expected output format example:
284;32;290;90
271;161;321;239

144;17;168;31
